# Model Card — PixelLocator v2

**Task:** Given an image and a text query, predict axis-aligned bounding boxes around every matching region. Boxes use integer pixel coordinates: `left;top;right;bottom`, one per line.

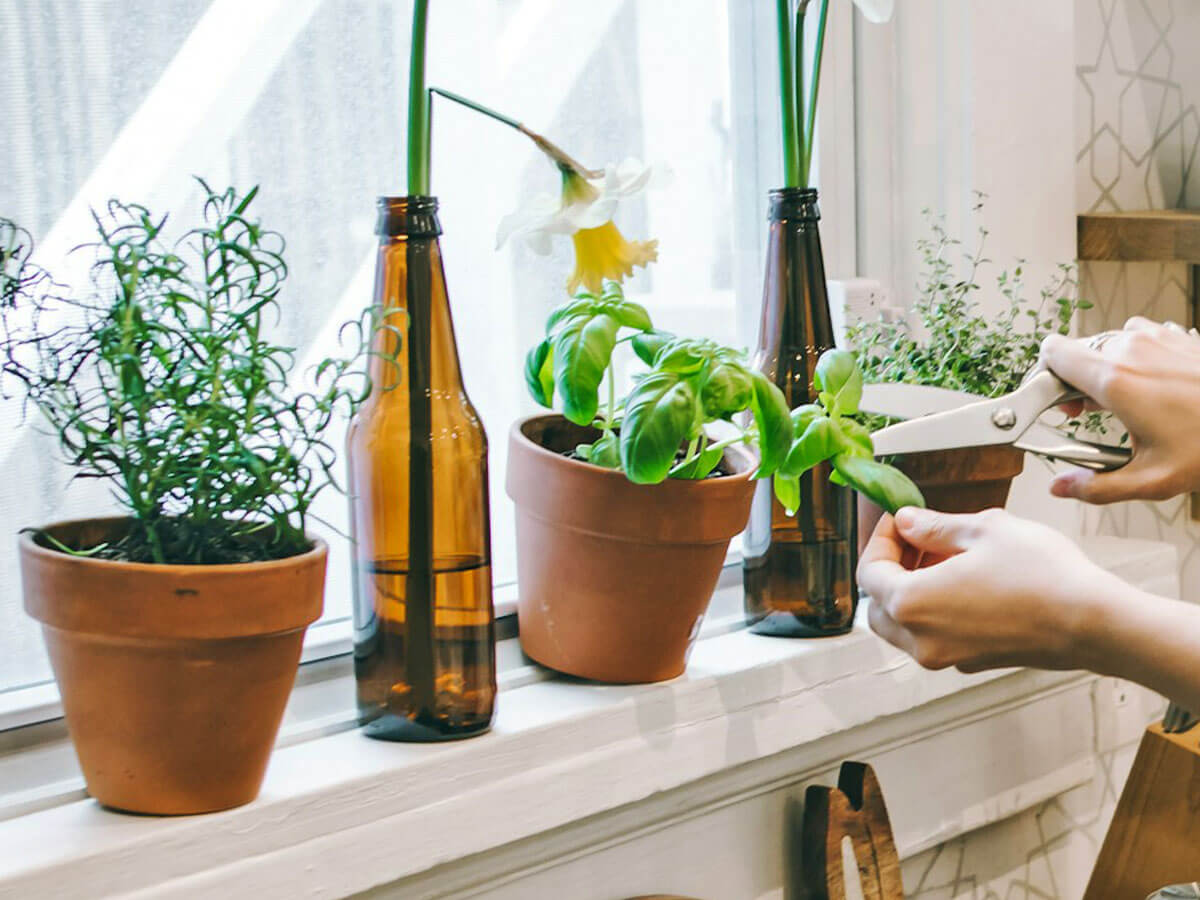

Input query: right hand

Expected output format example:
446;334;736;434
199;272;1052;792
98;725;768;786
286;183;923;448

1041;318;1200;503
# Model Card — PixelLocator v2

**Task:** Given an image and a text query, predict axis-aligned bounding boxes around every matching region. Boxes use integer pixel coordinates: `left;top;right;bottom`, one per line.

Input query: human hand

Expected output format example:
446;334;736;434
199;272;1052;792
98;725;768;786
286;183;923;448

1041;318;1200;503
857;507;1120;673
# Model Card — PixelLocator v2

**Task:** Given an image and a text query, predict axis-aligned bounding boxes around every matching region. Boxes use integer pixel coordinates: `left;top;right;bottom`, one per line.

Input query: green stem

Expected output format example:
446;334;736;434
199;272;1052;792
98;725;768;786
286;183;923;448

605;363;616;431
429;87;521;130
407;0;431;195
429;86;599;177
794;1;806;183
776;0;800;187
800;0;829;187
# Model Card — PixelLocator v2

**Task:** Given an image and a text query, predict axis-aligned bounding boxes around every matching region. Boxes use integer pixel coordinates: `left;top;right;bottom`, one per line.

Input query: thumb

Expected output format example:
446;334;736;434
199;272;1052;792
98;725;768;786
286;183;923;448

892;507;983;557
1050;461;1169;504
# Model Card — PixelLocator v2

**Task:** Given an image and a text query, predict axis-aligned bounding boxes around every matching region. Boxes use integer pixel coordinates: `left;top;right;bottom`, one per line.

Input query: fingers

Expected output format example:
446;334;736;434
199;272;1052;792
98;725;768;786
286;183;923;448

1049;461;1175;504
1040;334;1117;408
867;599;918;658
856;514;911;604
892;507;983;557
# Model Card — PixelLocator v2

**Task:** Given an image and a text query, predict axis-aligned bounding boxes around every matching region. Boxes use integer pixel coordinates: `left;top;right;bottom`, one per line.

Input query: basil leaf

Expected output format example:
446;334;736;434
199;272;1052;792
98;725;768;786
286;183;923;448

673;441;725;480
524;339;555;407
781;415;838;477
606;299;652;331
580;431;621;469
700;361;753;419
749;370;791;478
814;349;863;416
553;313;619;426
655;338;712;375
631;330;673;366
620;372;698;484
831;453;926;514
546;296;596;333
790;403;823;437
773;474;801;516
835;417;874;459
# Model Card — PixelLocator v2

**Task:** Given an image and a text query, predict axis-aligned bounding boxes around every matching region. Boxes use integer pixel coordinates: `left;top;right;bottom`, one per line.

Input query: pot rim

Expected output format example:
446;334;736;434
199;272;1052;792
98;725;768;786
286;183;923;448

510;413;758;487
19;516;328;574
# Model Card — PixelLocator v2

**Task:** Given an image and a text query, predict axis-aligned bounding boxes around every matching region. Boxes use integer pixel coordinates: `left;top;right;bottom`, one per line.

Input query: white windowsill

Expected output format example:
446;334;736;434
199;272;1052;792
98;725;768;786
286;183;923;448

0;536;1177;898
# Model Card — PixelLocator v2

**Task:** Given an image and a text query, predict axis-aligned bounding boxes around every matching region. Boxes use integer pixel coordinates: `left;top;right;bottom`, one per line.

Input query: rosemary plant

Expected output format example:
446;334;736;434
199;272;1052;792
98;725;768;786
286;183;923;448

0;182;396;565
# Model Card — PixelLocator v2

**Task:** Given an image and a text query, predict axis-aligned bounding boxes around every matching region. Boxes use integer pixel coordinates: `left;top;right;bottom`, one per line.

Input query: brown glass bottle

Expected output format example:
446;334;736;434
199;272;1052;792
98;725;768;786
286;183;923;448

346;196;497;740
743;188;857;637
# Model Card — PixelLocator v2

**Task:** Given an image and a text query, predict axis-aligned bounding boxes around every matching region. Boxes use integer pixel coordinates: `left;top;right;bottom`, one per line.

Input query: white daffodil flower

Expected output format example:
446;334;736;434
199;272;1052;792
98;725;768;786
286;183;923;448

497;158;667;295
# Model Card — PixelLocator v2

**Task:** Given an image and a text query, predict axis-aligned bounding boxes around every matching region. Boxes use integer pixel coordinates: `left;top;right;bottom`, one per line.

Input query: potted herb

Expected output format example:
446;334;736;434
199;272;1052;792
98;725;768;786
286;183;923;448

848;209;1090;536
491;135;921;681
1;185;387;814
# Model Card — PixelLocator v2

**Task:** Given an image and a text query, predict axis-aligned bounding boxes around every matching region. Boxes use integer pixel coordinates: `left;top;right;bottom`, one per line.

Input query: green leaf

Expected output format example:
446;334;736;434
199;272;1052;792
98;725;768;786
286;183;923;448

632;330;673;365
673;441;725;480
836;417;874;458
700;361;753;419
790;403;823;436
814;349;863;416
553;313;620;425
524;339;555;407
546;296;596;333
749;371;791;478
780;415;838;477
773;474;801;515
620;372;698;484
578;430;620;469
606;299;653;331
831;453;925;514
655;337;712;375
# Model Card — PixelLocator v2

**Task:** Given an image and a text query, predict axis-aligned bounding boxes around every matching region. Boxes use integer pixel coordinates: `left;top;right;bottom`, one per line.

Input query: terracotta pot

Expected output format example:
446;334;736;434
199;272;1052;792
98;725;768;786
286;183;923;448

506;415;756;683
20;518;325;815
857;445;1026;550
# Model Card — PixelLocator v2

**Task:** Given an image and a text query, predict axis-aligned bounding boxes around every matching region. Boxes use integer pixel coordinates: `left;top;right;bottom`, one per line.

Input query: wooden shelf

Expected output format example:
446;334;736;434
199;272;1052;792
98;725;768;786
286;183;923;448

1078;209;1200;262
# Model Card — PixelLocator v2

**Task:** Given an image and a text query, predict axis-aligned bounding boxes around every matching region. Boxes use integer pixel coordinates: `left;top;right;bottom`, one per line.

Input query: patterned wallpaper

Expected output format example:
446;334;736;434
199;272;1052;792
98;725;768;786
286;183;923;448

897;1;1192;895
1077;0;1200;597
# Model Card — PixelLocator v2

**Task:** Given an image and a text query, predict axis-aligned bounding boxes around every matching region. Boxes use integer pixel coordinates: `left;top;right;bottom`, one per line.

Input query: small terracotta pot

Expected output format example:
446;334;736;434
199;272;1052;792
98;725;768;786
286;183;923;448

506;415;756;683
857;445;1026;550
20;518;325;815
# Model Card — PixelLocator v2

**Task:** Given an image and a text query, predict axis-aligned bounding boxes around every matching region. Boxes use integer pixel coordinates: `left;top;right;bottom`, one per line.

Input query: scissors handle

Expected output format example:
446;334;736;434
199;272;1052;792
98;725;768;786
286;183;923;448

1014;423;1132;471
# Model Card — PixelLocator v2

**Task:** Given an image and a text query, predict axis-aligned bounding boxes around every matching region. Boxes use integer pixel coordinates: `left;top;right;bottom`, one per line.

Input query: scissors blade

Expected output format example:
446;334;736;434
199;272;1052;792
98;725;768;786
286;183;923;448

859;382;978;419
868;396;1025;457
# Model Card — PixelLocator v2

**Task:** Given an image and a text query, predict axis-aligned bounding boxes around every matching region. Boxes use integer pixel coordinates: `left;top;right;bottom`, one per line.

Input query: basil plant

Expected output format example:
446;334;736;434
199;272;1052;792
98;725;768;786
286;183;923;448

775;349;925;515
524;281;924;516
525;281;792;485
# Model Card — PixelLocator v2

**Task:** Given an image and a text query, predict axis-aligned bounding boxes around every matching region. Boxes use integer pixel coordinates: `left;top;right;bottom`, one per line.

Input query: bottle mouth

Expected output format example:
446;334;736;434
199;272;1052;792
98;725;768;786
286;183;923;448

768;187;820;221
376;196;441;237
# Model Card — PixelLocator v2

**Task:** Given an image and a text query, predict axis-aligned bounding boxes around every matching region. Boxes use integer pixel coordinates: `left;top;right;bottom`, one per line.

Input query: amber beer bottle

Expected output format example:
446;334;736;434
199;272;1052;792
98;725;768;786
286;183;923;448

743;187;857;636
346;196;497;740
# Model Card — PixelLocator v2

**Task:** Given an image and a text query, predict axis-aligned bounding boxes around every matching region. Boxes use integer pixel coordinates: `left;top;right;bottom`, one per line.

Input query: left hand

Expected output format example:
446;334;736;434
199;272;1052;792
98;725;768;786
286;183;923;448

857;506;1119;672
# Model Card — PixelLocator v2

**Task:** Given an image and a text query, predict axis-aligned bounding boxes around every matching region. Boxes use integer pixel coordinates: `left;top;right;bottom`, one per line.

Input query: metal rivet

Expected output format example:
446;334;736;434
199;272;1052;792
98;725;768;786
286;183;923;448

992;407;1017;430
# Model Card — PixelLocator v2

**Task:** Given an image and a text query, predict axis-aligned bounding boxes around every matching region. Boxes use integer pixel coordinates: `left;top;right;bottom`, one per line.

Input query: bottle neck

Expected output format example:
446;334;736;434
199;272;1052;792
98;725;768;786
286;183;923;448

376;195;442;238
768;187;820;223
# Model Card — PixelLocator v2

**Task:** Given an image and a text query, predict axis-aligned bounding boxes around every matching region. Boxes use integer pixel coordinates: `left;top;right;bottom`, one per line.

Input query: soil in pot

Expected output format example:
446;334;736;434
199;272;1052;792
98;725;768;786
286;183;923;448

20;518;325;815
507;415;756;684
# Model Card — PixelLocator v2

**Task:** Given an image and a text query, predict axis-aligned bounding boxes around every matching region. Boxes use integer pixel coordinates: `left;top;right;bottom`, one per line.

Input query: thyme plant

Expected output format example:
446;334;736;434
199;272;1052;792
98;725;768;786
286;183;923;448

849;208;1092;399
0;182;395;565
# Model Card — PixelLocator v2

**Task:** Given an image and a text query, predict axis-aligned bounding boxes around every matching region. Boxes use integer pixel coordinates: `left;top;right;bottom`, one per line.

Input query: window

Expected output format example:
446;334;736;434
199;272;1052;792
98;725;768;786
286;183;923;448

1;1;854;711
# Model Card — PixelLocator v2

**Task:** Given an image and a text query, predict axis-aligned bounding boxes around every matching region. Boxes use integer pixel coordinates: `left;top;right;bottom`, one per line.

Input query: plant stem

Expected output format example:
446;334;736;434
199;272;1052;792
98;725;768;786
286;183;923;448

800;0;829;187
776;0;800;187
429;87;602;178
407;0;431;195
605;362;616;432
794;1;806;183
